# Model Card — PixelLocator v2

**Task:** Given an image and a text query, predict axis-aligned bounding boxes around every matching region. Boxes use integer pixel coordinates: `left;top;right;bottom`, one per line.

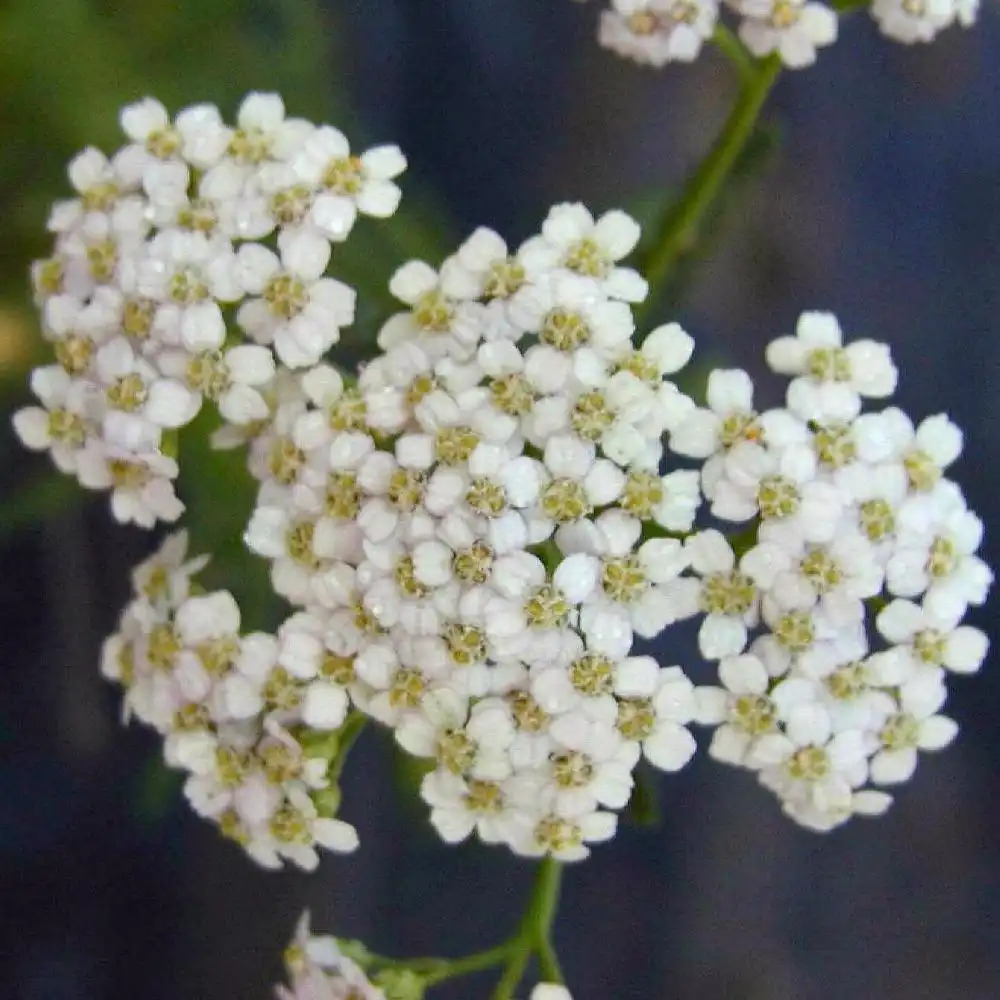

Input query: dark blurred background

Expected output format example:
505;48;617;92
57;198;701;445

2;2;999;998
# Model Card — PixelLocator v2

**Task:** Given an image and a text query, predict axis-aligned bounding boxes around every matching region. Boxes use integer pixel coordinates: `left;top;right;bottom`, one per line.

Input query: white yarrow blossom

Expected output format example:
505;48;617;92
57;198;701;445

24;92;993;878
736;0;838;69
766;311;897;424
237;230;355;367
871;0;960;42
598;0;720;67
291;126;406;240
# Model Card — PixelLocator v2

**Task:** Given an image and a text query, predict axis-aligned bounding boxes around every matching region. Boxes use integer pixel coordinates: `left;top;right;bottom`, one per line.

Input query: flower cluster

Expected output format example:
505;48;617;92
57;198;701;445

101;531;359;869
575;0;978;70
18;96;990;866
14;92;404;527
669;312;991;829
240;203;706;862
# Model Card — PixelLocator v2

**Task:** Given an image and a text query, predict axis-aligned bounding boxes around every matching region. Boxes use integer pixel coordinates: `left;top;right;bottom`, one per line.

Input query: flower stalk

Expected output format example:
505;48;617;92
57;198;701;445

638;52;781;323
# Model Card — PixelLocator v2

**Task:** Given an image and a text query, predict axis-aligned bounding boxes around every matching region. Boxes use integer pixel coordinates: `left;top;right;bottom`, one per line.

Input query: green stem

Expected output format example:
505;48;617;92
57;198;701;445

353;859;564;995
536;938;563;984
421;941;517;985
637;54;781;326
327;709;367;782
492;858;564;999
492;945;533;1000
711;24;754;82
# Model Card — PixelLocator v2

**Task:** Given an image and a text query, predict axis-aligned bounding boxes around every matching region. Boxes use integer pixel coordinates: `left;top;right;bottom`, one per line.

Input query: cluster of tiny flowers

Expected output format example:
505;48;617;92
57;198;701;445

14;92;404;527
275;914;573;1000
666;311;991;830
24;97;991;857
101;531;359;869
238;202;709;862
574;0;978;70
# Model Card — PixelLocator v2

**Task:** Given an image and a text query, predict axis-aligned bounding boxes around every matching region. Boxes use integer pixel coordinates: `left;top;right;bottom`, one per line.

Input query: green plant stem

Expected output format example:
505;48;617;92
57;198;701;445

637;53;781;326
712;24;754;81
492;858;564;999
328;709;367;782
421;941;518;985
356;858;564;994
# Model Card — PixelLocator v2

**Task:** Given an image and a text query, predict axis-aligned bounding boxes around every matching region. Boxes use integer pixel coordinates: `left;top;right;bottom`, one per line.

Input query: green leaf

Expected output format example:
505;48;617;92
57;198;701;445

624;761;662;828
174;407;276;631
134;753;182;823
0;472;80;537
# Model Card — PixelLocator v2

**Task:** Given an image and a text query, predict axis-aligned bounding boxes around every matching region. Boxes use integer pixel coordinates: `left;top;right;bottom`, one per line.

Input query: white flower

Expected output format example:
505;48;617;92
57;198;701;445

510;272;635;378
876;598;988;676
131;530;209;612
13;365;95;474
127;229;241;351
119;98;230;177
671;368;762;459
683;529;760;660
439;227;536;303
76;439;183;527
244;505;328;605
378;260;474;361
696;653;782;767
517;797;618;862
520;203;648;302
157;344;276;425
745;526;883;627
598;0;719;67
420;768;531;846
224;92;313;170
95;336;201;441
291;126;406;240
886;482;992;618
540;719;639;814
871;0;958;42
237;230;355;367
395;687;515;779
615;664;699;772
558;514;691;652
766;312;897;423
530;986;573;1000
277;913;385;1000
869;700;957;786
714;430;845;539
737;0;838;68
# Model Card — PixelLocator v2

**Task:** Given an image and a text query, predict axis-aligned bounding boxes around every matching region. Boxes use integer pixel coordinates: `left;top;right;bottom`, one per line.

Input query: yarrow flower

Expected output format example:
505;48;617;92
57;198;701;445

679;312;991;830
14;91;405;528
573;0;979;70
23;100;990;850
15;89;994;1000
101;532;359;870
231;199;705;862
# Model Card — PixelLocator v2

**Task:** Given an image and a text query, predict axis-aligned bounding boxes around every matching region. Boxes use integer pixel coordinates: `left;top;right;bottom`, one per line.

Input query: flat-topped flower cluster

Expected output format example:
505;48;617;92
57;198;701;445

19;96;991;874
573;0;979;70
237;203;707;862
675;312;991;829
